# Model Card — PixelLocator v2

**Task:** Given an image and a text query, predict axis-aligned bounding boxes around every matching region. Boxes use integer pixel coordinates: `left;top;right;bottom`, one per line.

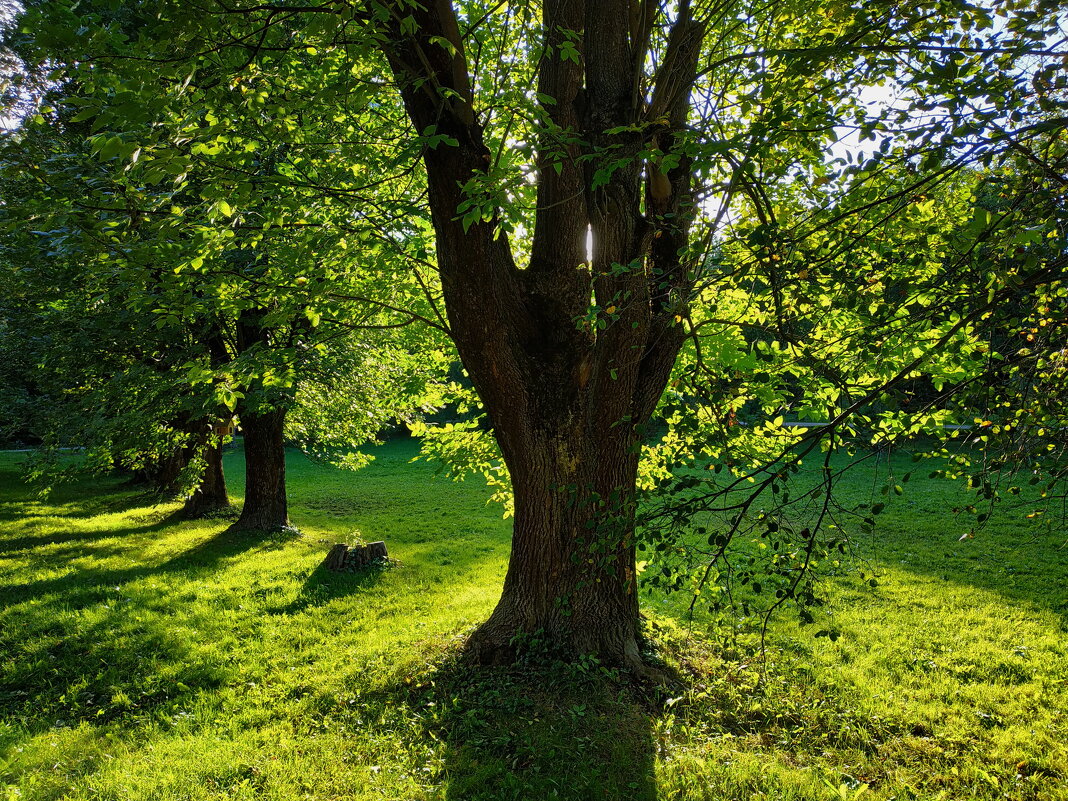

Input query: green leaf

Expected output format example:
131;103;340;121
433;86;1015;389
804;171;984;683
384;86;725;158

69;108;97;123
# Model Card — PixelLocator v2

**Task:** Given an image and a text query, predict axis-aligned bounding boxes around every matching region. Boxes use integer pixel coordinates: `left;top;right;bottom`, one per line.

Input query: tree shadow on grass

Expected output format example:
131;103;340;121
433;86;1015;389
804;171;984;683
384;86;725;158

0;524;301;748
0;511;189;557
0;485;151;522
0;482;186;551
268;560;390;616
0;524;300;609
383;651;659;801
0;609;229;732
859;522;1068;624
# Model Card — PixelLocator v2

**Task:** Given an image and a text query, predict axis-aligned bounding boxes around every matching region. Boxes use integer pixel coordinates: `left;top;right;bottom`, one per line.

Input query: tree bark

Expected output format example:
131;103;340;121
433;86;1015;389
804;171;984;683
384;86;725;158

466;414;645;667
181;436;231;518
232;407;289;532
144;448;189;495
140;410;195;495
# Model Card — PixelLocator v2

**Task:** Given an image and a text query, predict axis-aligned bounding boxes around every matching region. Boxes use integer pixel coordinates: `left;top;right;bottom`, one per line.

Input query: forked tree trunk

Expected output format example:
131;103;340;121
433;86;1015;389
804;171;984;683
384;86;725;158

377;0;701;670
181;438;231;518
232;408;289;532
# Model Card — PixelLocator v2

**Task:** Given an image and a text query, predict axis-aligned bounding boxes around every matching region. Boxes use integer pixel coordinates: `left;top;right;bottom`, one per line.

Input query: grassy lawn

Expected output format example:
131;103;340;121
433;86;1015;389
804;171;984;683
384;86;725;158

1;437;1066;800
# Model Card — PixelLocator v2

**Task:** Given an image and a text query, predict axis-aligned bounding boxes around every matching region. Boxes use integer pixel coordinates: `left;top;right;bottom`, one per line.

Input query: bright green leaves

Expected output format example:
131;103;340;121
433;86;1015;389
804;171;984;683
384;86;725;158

215;384;243;413
2;0;445;488
427;35;458;58
68;107;98;124
412;410;514;516
419;124;459;151
455;175;498;233
558;39;580;64
91;133;139;162
970;206;991;236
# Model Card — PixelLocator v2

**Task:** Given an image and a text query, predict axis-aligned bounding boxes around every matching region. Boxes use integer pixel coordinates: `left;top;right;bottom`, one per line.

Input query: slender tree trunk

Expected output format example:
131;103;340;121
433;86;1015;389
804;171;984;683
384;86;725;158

182;436;231;518
232;408;289;532
146;449;189;495
140;412;200;495
143;411;195;494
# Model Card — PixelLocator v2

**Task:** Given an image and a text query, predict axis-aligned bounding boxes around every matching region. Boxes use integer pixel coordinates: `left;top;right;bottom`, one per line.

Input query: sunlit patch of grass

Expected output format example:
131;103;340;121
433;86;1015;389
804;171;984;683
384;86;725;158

644;449;1068;800
1;439;1066;800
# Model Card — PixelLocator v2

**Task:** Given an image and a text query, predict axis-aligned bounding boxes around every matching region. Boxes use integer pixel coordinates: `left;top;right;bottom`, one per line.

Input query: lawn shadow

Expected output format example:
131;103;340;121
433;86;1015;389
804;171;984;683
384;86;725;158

0;484;152;523
0;524;300;743
0;607;229;733
860;522;1068;623
0;512;187;557
1;523;300;609
269;560;390;615
389;652;659;801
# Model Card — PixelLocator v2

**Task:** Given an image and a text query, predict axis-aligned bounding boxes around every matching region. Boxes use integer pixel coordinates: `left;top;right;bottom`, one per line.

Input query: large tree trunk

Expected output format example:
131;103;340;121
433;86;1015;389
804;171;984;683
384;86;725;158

376;0;702;669
232;408;289;532
467;418;645;667
181;436;231;518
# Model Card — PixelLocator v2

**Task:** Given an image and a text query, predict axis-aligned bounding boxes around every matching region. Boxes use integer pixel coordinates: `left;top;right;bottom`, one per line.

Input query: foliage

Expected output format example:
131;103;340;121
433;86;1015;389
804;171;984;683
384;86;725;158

3;0;1066;655
0;7;445;491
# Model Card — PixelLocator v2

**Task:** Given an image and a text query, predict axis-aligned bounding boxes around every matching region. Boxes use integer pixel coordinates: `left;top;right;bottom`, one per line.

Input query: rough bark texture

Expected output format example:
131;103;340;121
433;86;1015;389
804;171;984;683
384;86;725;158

465;424;645;667
323;543;349;571
181;438;231;518
232;407;289;532
375;0;702;670
323;541;389;571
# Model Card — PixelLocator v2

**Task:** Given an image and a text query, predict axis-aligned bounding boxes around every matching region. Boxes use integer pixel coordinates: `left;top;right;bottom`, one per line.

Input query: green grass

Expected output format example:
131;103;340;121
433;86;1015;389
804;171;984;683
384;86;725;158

1;438;1067;800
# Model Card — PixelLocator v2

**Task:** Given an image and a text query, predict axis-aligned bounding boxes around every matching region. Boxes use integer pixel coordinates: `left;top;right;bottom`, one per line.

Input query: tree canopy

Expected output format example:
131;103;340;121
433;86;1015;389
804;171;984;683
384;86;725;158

2;0;1065;668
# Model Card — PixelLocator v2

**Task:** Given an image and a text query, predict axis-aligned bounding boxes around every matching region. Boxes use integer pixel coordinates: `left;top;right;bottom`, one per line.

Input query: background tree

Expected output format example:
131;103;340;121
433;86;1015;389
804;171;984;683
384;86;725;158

0;22;442;527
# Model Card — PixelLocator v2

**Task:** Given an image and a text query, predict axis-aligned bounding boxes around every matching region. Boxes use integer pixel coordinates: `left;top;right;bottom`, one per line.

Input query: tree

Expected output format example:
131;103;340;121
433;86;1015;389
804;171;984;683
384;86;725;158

13;0;1066;669
0;55;436;529
361;1;704;668
362;0;1066;668
0;94;228;514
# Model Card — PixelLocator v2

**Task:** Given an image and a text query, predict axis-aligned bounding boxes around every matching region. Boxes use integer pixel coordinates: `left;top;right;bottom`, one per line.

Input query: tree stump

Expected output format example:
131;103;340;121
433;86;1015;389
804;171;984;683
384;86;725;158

364;541;388;562
323;543;349;571
322;541;389;572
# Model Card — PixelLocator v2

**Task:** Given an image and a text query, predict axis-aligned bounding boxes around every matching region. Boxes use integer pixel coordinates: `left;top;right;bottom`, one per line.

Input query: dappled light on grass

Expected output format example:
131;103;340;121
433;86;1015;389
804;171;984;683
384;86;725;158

1;441;1066;800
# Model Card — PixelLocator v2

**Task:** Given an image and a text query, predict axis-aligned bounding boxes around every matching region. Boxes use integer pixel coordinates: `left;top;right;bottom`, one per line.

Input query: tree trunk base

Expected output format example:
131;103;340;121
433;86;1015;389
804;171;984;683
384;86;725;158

235;407;289;534
180;497;233;520
228;500;292;533
463;605;647;675
228;514;292;534
465;617;681;690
